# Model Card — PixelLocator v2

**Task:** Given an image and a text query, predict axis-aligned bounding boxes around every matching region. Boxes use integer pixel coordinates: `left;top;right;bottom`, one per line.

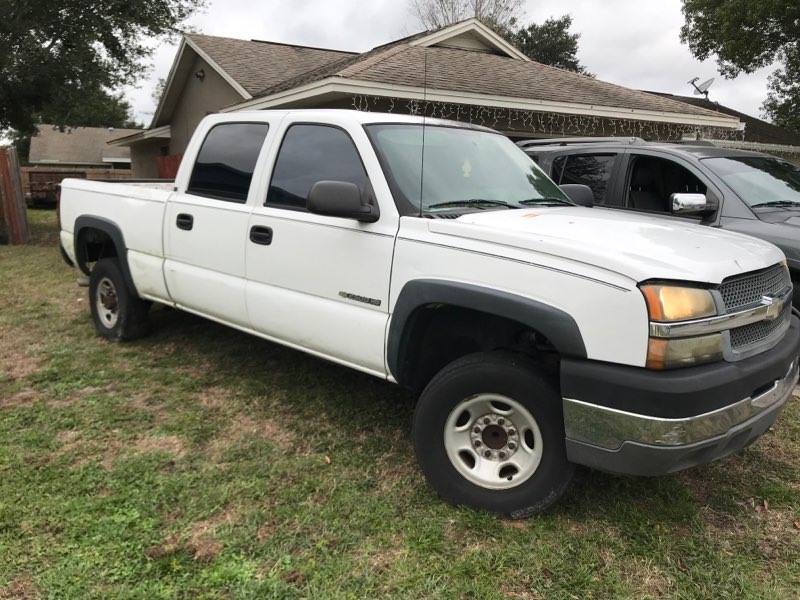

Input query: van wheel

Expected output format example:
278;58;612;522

413;351;573;518
89;258;149;341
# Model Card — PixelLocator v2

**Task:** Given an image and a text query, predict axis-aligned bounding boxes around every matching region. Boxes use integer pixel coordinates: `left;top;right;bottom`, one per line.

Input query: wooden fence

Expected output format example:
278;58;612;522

0;147;30;245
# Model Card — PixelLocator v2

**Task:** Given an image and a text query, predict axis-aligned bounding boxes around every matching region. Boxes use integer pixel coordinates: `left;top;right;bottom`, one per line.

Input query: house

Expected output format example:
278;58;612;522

645;91;800;164
28;124;140;168
113;19;744;178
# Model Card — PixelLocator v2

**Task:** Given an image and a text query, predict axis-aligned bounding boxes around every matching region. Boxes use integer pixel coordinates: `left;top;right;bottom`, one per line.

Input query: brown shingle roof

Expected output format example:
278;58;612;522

186;34;357;96
28;125;140;165
645;91;800;146
254;42;726;119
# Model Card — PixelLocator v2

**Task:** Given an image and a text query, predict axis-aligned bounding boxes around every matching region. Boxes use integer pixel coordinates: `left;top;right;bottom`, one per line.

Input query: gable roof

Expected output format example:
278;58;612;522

644;91;800;146
28;125;140;165
151;20;742;132
152;34;355;126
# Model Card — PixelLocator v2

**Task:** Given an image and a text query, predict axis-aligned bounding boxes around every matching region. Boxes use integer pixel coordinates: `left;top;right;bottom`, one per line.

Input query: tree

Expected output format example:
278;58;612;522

410;0;524;31
680;0;800;132
0;0;203;139
512;16;591;75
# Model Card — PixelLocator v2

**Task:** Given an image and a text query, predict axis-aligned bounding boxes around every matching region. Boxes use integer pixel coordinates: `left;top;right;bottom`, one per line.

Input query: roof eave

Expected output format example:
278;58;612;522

224;77;744;130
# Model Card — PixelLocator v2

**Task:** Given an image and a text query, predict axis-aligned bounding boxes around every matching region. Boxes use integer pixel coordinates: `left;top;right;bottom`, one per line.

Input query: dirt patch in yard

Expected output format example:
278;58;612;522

0;388;38;409
0;575;38;600
207;414;298;461
0;326;43;382
145;506;238;563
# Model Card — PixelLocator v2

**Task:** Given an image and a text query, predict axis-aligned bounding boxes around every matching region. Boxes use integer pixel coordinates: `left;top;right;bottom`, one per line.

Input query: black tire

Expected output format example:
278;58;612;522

413;351;574;518
89;258;150;341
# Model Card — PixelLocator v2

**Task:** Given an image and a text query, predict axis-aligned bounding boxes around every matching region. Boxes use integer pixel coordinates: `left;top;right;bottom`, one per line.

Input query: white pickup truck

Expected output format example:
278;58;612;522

59;110;799;517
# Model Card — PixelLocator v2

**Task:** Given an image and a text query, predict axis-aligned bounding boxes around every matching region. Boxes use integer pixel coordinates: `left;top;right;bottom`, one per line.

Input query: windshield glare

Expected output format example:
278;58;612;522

703;156;800;208
365;124;569;214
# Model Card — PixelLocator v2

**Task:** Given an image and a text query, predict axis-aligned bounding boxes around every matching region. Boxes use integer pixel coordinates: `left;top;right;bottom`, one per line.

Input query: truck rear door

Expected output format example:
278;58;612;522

163;120;273;325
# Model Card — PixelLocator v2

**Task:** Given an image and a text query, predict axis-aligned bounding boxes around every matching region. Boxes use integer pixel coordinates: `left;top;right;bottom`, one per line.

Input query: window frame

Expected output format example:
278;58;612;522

185;121;271;204
264;122;373;213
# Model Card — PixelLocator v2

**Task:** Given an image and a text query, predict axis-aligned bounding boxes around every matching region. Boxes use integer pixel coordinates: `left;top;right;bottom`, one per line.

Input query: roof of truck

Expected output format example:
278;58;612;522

216;108;498;131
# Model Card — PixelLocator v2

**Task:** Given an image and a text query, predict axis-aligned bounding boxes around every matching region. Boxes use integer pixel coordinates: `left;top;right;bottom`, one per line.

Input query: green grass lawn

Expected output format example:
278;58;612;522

1;209;799;599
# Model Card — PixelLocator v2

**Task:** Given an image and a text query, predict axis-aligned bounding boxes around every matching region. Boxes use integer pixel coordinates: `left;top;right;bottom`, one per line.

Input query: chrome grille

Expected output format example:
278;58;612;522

719;264;790;312
729;307;790;350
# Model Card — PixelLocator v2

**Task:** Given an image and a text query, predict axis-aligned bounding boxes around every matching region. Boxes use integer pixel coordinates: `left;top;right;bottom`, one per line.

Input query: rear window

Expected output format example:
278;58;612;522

187;122;270;203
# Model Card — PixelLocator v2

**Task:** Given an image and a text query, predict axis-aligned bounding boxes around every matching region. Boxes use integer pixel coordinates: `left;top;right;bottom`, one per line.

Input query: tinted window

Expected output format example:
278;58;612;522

554;154;617;204
187;123;269;202
267;125;368;210
626;155;707;213
703;156;800;209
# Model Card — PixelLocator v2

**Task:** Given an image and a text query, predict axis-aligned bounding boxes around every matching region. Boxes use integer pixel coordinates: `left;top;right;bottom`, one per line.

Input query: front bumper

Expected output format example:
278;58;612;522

561;316;800;476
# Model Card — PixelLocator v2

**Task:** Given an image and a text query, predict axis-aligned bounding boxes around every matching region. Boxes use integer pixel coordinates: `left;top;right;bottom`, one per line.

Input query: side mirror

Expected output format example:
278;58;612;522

671;193;716;216
307;180;379;223
559;184;594;207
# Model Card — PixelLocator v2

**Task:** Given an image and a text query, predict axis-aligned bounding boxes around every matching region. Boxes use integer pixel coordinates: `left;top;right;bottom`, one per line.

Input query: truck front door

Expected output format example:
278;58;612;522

245;119;397;377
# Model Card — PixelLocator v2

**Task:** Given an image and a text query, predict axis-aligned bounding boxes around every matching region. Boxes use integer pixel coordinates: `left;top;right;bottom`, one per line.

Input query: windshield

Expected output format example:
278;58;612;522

364;124;570;215
703;156;800;208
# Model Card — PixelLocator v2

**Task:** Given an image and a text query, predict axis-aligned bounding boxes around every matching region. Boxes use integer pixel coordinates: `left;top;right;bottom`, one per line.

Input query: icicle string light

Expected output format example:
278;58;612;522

349;94;745;142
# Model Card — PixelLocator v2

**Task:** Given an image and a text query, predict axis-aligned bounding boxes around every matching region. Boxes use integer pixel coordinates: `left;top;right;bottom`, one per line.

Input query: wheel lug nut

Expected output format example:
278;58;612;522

474;440;482;448
497;418;504;425
483;417;491;425
473;426;481;433
508;442;516;450
508;429;516;436
498;451;506;459
484;450;491;458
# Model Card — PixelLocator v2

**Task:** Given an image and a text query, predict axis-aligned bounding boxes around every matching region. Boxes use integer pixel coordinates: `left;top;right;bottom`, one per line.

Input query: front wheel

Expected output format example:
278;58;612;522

89;258;150;341
413;351;574;518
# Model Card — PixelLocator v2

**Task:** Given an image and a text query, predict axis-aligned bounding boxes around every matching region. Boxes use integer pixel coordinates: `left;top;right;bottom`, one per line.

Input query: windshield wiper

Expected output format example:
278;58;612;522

753;200;800;208
518;197;574;206
426;199;515;210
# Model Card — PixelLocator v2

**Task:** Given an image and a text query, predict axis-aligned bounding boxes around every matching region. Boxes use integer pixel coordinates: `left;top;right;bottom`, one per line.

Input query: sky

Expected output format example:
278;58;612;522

122;0;775;128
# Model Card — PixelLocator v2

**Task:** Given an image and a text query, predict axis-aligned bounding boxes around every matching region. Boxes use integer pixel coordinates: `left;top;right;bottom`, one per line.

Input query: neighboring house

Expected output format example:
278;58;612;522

645;91;800;164
113;18;744;178
28;124;139;168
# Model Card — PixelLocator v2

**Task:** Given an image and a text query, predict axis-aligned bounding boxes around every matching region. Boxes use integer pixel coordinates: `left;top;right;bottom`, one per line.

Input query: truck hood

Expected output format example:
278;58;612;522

428;206;785;284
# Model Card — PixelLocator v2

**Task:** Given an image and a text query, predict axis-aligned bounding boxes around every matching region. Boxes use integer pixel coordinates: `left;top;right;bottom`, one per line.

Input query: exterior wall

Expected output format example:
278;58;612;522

130;139;169;178
168;55;244;155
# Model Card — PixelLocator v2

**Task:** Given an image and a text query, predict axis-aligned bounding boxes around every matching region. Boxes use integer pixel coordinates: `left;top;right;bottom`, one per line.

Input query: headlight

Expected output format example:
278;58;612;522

640;284;716;322
646;334;724;370
640;283;722;370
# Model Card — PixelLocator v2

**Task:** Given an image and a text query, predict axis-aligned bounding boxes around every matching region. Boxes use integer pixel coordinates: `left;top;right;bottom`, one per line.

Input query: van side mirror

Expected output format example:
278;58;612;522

559;184;594;207
307;181;379;223
671;193;716;216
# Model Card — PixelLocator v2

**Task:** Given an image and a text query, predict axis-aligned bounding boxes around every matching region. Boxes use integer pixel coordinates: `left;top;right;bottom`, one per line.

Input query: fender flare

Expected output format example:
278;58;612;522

387;279;587;384
73;215;138;295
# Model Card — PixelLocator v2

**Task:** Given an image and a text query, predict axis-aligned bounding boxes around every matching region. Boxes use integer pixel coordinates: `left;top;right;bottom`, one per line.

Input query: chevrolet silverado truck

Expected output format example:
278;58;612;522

59;110;799;517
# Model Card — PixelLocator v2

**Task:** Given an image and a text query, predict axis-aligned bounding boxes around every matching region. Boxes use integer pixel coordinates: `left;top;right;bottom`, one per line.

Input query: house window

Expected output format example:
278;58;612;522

266;124;369;210
187;122;269;203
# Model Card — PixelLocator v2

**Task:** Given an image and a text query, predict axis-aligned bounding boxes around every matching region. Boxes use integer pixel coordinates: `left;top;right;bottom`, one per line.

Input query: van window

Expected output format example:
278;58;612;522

187;123;270;203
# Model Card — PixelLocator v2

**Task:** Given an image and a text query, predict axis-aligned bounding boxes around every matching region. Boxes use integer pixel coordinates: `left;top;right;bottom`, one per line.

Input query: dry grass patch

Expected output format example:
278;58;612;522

207;414;297;461
0;327;43;382
146;506;238;563
0;575;38;600
0;388;38;410
620;557;674;599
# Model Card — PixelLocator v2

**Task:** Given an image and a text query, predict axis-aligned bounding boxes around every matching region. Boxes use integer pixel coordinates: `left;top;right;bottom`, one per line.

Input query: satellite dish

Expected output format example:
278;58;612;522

688;77;715;98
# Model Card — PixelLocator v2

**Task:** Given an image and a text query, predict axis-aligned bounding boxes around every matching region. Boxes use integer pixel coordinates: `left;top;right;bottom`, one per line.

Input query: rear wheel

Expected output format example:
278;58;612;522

413;351;573;517
89;258;149;341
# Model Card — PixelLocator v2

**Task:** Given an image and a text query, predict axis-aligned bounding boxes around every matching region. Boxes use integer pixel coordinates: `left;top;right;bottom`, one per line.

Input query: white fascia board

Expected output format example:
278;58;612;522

184;37;253;100
151;39;189;127
108;125;171;147
409;18;530;62
225;77;743;130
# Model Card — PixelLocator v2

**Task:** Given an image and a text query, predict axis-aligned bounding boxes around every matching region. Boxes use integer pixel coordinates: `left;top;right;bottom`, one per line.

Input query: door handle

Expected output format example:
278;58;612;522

249;225;273;245
176;213;194;231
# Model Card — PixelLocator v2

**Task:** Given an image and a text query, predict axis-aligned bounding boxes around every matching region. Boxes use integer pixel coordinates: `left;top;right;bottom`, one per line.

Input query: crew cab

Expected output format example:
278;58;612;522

59;110;799;517
519;138;800;309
